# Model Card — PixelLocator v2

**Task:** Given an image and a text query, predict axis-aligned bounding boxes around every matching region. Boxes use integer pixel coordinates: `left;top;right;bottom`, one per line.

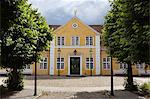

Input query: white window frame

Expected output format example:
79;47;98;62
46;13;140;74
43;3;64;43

25;65;31;69
57;36;65;46
86;36;93;46
136;63;144;69
57;57;64;70
103;57;111;70
120;63;128;69
40;57;48;69
71;36;80;46
86;58;94;70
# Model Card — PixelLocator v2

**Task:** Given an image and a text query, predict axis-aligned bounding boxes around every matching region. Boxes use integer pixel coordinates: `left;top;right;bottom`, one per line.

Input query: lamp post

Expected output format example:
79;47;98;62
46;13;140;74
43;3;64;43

108;38;114;96
57;48;61;76
89;48;93;76
34;38;38;96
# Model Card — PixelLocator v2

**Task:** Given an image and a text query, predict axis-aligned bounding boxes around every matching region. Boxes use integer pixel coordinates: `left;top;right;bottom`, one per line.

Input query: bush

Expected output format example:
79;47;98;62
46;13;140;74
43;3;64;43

5;70;24;91
0;85;8;96
139;82;150;96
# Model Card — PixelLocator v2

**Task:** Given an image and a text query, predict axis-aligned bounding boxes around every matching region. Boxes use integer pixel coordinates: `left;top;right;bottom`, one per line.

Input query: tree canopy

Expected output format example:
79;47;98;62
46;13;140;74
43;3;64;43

1;0;53;69
0;0;53;90
103;0;150;65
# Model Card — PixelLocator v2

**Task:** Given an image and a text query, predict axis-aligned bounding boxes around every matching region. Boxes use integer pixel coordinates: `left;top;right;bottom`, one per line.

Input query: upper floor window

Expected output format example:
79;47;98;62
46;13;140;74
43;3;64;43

57;36;64;46
86;36;93;45
72;36;79;45
136;63;144;69
40;57;48;69
86;58;94;69
103;57;111;69
120;63;128;69
57;58;64;69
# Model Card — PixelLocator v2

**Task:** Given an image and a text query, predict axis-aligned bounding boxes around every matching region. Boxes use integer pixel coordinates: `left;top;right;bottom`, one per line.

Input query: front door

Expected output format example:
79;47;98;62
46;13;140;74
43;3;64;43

70;57;80;75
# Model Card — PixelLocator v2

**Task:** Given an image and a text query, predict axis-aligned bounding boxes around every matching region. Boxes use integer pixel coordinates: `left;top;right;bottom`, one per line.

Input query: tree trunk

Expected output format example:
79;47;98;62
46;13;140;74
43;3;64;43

126;61;134;90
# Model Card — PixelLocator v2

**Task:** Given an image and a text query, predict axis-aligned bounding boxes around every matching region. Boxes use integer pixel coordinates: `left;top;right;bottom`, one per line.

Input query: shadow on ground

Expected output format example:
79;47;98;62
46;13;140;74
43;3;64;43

71;90;139;99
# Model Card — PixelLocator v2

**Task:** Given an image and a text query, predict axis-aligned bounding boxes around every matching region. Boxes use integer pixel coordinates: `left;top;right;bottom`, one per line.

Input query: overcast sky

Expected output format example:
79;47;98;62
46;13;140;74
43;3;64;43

28;0;111;25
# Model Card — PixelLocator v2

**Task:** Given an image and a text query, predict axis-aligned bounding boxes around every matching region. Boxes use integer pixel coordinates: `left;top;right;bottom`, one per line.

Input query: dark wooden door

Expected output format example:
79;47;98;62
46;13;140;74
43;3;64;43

70;57;80;75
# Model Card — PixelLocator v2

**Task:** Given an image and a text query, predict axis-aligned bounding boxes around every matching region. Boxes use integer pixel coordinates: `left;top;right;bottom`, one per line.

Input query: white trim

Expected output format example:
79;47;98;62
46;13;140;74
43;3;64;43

71;36;80;46
96;36;100;75
56;57;65;70
55;46;95;48
85;57;94;70
53;17;100;35
68;55;82;75
39;57;48;70
50;40;55;75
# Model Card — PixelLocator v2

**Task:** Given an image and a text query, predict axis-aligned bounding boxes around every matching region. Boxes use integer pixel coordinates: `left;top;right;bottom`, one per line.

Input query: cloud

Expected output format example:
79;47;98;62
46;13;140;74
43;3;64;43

28;0;110;25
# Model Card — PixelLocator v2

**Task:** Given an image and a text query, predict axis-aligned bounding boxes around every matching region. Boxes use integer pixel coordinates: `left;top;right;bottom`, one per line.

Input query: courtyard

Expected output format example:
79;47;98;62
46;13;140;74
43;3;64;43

0;76;149;99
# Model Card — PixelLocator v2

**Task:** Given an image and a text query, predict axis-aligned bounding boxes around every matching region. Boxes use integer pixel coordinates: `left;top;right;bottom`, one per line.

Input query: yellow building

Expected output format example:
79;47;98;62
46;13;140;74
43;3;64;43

0;16;150;76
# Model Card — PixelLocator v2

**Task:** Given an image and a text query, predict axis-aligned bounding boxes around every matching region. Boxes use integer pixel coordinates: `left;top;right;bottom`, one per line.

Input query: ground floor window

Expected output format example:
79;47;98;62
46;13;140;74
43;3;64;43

57;58;64;69
103;57;111;69
25;65;30;69
40;57;48;69
86;58;94;69
136;63;144;69
120;63;128;69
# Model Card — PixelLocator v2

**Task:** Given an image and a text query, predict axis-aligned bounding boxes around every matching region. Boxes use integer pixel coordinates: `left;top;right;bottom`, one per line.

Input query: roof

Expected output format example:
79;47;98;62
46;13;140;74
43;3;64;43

49;25;102;34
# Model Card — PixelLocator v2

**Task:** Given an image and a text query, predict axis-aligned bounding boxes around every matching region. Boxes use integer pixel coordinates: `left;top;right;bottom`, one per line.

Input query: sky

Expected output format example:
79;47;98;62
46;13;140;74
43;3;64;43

28;0;111;25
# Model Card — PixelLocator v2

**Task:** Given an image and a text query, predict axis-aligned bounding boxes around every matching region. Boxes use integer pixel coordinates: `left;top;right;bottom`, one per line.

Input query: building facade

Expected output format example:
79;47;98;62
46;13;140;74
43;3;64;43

0;17;150;76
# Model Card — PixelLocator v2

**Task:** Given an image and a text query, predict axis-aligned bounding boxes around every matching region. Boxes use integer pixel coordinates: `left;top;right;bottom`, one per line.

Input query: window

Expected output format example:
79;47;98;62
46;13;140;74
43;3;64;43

103;57;111;69
72;36;79;45
25;65;30;69
57;58;64;69
136;63;144;69
120;63;128;69
57;37;64;46
86;36;93;45
40;57;48;69
86;58;94;69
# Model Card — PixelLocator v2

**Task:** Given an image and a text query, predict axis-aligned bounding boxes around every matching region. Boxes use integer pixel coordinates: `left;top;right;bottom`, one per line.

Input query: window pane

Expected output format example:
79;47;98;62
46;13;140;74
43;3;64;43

58;37;60;45
44;58;47;62
107;63;110;69
57;58;60;62
120;63;123;69
90;58;93;62
40;63;43;69
90;37;93;45
72;37;75;45
86;37;89;45
107;57;110;62
57;63;60;69
90;63;93;69
103;58;106;62
86;58;89;62
44;63;47;69
62;37;64;45
86;63;89;69
61;58;64;62
61;63;64;69
76;37;79;45
103;63;106;69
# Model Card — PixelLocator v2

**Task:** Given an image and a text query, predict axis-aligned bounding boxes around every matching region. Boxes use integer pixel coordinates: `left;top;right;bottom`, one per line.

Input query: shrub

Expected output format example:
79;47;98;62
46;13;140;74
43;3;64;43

139;82;150;96
5;70;24;91
0;85;8;96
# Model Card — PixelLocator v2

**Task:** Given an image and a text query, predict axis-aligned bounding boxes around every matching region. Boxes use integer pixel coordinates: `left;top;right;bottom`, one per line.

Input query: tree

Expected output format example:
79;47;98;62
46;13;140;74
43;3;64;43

103;0;150;90
1;0;53;91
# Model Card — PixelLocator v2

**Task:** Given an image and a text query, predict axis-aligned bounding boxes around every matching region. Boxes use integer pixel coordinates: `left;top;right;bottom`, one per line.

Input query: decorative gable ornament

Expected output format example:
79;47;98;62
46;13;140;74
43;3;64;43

72;23;78;28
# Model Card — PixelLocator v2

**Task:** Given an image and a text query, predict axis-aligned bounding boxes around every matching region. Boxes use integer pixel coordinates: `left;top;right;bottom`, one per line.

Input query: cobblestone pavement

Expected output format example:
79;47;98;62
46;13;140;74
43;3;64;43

0;76;149;99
